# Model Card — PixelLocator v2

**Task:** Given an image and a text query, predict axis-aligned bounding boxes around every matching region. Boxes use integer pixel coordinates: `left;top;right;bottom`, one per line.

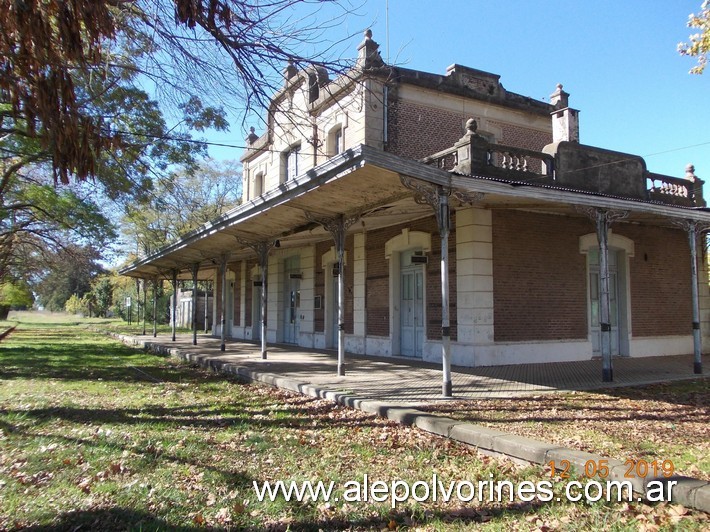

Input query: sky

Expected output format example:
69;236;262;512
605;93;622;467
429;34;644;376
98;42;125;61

205;0;710;190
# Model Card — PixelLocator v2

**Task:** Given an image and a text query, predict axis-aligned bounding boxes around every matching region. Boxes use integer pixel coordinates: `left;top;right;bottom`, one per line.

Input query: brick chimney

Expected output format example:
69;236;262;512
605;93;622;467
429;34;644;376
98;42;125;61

550;84;579;143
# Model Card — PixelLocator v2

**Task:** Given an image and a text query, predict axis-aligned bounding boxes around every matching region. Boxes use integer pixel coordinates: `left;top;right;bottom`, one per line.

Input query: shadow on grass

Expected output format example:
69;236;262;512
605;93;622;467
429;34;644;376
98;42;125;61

16;499;549;531
19;507;212;531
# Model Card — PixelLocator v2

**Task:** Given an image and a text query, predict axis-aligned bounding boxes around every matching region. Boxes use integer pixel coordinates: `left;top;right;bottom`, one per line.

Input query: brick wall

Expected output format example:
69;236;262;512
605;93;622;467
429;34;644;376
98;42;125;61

488;120;552;151
492;211;694;342
492;210;588;341
615;225;692;337
386;99;465;160
365;216;457;341
386;100;553;162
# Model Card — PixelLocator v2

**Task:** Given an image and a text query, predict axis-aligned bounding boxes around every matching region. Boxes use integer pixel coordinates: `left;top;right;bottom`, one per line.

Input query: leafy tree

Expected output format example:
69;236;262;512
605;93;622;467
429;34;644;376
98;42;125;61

122;159;242;256
0;280;34;319
64;294;86;315
679;0;710;73
91;277;114;318
34;246;106;312
1;0;353;188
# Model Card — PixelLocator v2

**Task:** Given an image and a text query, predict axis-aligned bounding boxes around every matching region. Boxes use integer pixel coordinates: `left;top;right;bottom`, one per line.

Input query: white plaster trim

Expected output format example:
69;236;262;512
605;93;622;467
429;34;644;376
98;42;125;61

321;247;348;269
629;336;693;357
384;229;432;259
579;231;635;257
424;339;593;367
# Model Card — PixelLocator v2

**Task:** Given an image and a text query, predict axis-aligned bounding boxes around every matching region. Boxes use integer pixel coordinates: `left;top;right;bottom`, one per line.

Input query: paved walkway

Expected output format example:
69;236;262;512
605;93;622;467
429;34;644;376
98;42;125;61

132;333;703;405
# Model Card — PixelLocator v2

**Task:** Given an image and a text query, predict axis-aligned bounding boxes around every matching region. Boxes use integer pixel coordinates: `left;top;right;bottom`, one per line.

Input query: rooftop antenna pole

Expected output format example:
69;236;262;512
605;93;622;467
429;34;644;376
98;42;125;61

386;0;390;64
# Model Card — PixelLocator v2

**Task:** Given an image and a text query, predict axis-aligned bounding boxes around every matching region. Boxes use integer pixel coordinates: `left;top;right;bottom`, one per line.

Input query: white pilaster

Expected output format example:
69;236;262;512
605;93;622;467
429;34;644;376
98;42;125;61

353;232;367;338
456;207;494;363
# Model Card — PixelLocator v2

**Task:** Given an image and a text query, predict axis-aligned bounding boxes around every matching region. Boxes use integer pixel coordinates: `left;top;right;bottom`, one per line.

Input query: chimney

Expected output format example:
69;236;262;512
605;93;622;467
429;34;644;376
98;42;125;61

357;29;384;69
550;84;579;143
283;60;298;86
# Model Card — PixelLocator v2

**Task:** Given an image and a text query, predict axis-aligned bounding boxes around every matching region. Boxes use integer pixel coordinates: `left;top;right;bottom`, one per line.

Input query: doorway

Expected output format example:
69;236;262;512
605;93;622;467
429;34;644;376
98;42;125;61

399;251;424;358
282;256;301;344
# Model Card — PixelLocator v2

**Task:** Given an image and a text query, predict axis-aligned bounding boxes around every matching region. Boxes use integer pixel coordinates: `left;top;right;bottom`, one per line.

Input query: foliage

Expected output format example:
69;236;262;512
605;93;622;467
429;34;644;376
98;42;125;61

1;0;353;187
679;0;710;73
0;279;34;319
64;294;86;315
91;277;114;318
34;246;106;312
122;158;242;256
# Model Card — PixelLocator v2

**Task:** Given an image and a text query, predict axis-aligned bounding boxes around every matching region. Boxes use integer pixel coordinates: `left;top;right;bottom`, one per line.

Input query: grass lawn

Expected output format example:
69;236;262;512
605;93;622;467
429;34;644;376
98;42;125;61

1;315;708;530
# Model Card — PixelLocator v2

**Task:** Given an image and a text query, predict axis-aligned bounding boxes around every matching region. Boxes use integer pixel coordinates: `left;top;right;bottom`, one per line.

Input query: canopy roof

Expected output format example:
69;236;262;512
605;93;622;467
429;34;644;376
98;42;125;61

120;144;710;281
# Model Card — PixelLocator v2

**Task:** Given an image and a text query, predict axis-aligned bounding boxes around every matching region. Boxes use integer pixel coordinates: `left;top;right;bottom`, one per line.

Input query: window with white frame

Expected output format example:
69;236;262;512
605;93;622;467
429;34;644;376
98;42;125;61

282;144;301;183
254;172;264;197
327;126;343;157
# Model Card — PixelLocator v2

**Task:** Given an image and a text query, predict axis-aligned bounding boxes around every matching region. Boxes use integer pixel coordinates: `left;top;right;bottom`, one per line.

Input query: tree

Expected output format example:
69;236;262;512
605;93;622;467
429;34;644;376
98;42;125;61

91;277;114;318
1;36;227;287
0;279;34;319
122;158;243;256
34;246;107;312
1;0;354;188
679;0;710;73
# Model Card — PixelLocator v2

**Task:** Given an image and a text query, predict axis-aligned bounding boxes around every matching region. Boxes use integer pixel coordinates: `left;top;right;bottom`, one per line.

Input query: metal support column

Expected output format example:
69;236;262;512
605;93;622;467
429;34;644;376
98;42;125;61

192;263;199;345
142;278;147;335
260;253;268;360
595;210;614;382
438;188;452;396
220;255;228;351
687;223;703;374
152;277;158;338
204;281;210;333
400;175;482;397
237;238;277;360
305;212;360;376
171;269;178;342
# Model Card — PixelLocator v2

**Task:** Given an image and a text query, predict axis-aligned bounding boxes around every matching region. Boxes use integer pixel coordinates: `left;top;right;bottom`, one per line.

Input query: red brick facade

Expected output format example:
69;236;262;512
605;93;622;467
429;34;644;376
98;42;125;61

365;216;457;342
616;225;692;337
492;210;693;342
386;99;468;160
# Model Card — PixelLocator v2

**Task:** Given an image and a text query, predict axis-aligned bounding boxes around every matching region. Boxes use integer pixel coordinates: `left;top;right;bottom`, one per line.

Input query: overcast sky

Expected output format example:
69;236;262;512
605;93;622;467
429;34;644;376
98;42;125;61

206;0;710;188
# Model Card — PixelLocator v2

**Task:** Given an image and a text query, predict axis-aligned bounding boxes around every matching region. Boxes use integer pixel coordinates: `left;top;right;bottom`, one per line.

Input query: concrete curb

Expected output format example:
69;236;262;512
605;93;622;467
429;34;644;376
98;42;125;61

109;331;710;514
